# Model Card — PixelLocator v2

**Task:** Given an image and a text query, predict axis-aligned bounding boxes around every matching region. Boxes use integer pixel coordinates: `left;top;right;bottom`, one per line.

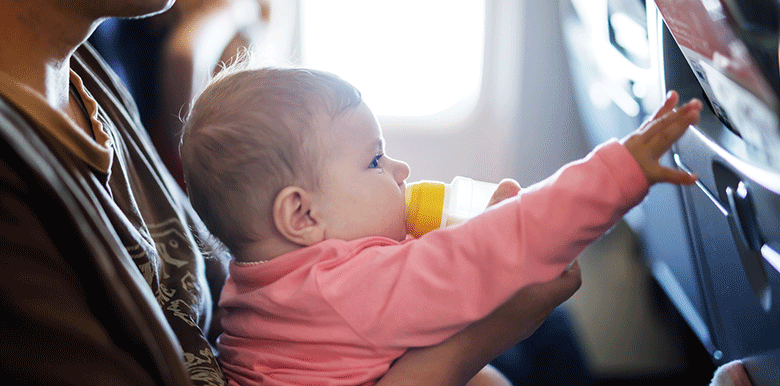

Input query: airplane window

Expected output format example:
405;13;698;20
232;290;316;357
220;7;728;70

300;0;485;118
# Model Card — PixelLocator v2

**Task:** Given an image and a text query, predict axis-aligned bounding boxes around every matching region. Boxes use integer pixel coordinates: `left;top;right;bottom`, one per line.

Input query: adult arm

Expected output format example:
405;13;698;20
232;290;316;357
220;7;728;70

377;261;582;386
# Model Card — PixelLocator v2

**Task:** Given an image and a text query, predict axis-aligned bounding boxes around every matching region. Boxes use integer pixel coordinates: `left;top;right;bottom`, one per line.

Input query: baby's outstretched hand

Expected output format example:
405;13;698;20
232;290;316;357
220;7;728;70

621;90;702;186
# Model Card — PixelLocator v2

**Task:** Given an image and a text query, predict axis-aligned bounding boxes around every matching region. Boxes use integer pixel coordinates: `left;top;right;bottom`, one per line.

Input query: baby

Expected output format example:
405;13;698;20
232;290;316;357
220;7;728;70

180;64;701;386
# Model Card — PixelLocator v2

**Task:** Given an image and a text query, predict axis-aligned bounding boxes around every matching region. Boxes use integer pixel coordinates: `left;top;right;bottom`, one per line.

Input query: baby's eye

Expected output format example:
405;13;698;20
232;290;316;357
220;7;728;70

369;154;383;169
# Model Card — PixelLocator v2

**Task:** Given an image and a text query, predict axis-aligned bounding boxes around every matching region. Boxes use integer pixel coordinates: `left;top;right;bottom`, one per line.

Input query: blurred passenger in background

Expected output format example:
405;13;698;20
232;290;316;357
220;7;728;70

90;0;269;188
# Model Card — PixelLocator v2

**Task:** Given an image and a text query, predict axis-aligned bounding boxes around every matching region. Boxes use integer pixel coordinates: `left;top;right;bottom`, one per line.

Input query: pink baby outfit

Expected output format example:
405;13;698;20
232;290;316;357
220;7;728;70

218;140;649;385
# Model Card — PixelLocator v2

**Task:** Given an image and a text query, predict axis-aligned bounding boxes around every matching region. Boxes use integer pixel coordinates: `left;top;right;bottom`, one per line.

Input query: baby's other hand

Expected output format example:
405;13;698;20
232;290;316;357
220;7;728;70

487;179;521;207
621;90;702;186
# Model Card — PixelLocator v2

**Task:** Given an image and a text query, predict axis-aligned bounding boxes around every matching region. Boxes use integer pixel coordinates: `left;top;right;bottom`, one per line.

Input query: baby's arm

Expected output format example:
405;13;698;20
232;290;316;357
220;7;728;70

324;92;701;343
377;91;701;386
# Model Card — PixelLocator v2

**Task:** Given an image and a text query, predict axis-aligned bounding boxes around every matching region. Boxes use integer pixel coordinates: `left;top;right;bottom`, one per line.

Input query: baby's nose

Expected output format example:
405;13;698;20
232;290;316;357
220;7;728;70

391;157;410;184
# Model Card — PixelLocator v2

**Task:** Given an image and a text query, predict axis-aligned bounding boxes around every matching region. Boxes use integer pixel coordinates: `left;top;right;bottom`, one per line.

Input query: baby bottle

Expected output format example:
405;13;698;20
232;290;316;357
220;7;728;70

405;176;498;238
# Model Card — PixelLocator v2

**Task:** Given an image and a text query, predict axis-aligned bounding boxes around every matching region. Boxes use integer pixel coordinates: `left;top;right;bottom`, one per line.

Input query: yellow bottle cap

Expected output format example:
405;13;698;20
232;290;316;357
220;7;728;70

405;181;446;238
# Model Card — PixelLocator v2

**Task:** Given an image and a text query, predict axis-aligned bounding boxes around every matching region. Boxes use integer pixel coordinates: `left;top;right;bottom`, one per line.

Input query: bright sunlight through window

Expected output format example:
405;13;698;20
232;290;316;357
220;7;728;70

301;0;485;118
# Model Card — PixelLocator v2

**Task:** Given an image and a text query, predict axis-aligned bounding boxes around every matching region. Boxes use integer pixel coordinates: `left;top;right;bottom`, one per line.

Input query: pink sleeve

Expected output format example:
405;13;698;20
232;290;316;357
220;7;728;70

314;140;648;349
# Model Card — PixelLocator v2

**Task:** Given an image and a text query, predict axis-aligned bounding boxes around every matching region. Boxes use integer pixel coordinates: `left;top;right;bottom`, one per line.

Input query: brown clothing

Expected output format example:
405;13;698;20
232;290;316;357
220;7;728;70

0;43;227;385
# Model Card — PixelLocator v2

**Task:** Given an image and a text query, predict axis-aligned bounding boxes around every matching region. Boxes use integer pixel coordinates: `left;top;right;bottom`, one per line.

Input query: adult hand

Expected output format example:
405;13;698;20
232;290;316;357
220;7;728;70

378;261;582;386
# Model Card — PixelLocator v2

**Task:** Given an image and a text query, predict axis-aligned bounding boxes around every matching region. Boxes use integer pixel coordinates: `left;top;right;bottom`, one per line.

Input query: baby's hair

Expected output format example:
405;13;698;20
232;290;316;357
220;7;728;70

180;59;363;255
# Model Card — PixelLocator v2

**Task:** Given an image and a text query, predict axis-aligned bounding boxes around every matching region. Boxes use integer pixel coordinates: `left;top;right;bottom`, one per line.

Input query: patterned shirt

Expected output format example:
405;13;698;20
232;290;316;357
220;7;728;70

0;43;227;385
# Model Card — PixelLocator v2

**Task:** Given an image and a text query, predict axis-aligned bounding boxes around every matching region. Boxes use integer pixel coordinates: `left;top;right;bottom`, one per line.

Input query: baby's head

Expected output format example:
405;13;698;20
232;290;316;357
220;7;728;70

181;66;410;260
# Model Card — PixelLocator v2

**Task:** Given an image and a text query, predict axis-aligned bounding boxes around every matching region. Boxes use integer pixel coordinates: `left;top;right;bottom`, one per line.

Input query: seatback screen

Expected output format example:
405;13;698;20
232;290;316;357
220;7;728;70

655;0;780;170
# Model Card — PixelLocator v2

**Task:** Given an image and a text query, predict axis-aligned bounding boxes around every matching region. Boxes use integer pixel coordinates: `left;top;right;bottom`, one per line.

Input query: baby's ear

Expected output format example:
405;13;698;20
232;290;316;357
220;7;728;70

272;186;326;246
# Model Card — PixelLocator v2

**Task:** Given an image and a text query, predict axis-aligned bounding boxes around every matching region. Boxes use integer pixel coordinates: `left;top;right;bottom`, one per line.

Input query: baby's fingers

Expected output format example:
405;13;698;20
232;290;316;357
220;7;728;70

646;99;702;158
656;166;698;185
637;91;680;132
647;91;681;124
487;179;521;207
622;97;702;185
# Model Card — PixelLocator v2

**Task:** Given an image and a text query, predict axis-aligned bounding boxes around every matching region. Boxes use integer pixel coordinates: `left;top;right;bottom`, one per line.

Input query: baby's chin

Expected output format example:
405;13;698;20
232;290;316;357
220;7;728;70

400;229;416;241
341;227;406;242
387;227;409;242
